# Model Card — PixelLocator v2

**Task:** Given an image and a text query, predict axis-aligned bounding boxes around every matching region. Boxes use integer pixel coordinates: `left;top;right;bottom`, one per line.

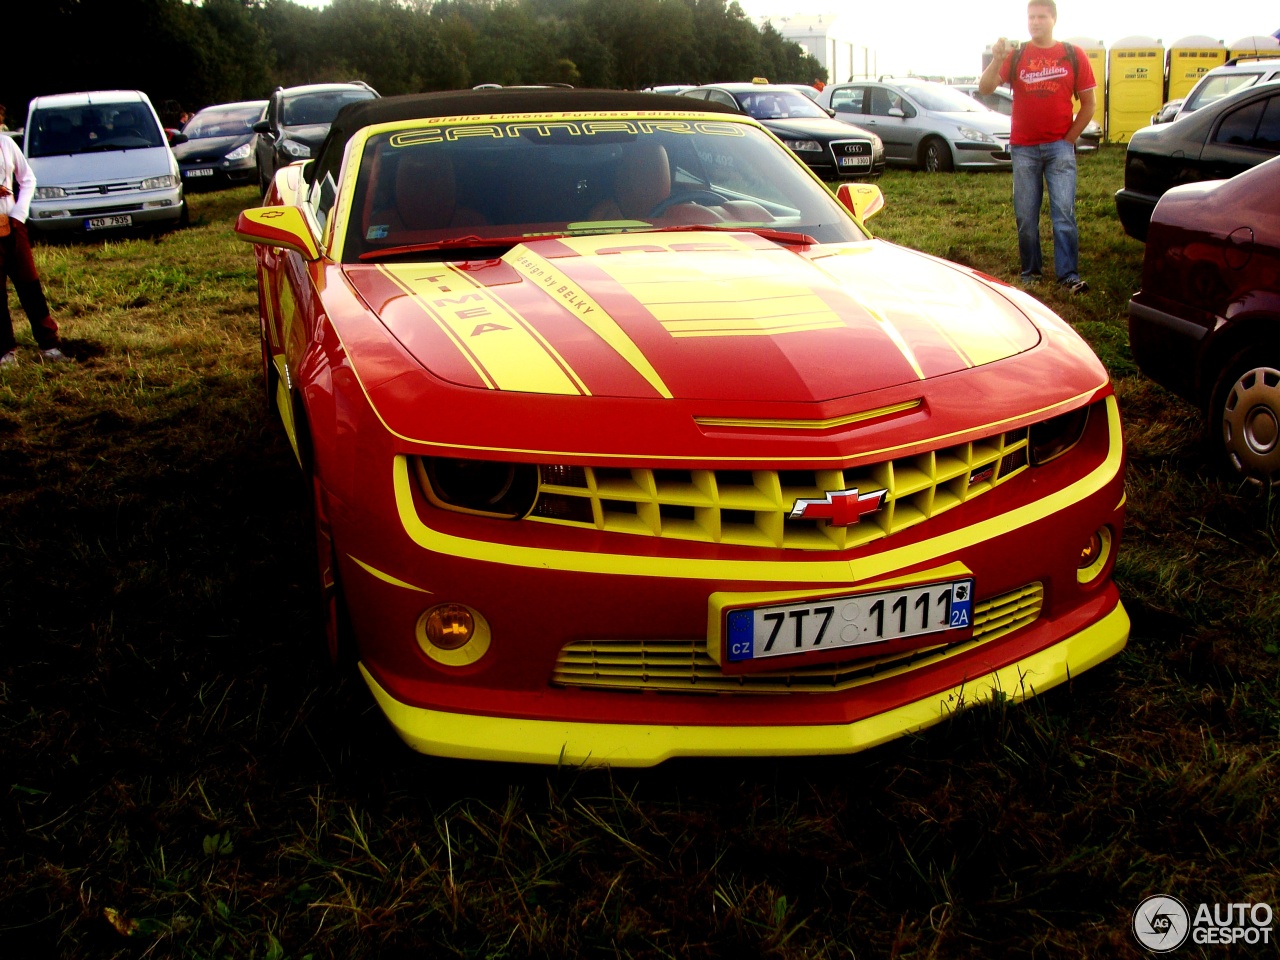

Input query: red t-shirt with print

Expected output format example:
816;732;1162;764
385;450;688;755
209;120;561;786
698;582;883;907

998;41;1096;146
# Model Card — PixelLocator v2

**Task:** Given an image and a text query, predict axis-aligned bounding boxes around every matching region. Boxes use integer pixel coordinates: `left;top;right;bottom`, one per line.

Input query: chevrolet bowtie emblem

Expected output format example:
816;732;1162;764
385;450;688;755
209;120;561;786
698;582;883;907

789;487;887;526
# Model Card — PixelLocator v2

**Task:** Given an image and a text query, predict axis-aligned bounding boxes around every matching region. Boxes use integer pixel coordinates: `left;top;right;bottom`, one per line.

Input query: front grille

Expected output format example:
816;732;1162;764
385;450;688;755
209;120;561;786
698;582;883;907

832;139;873;156
65;181;143;197
552;582;1044;694
530;427;1031;550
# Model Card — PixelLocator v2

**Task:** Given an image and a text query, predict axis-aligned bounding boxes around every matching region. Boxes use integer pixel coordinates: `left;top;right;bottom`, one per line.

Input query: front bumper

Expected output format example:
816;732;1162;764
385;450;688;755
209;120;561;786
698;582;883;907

954;141;1012;169
180;158;257;189
29;186;185;232
363;600;1128;765
341;396;1128;765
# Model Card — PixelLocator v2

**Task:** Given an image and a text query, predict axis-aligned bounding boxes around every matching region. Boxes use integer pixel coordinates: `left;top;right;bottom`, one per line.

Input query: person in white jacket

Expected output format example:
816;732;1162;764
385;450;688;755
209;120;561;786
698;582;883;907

0;133;65;365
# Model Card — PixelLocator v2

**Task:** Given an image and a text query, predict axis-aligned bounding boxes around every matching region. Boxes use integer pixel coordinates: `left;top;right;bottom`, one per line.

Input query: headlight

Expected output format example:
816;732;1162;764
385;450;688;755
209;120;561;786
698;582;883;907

1030;405;1090;464
956;126;996;143
416;457;539;518
281;139;311;158
35;186;67;199
141;175;178;190
224;143;252;161
782;139;823;152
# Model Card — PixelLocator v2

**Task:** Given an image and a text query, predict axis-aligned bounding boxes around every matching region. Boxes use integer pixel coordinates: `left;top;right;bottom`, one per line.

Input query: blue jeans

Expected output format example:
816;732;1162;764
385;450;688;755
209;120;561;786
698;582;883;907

1010;140;1079;283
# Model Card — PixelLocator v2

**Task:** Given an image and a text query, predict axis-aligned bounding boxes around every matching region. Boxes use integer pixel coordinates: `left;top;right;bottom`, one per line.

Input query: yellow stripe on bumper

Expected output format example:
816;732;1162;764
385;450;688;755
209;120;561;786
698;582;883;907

360;600;1128;767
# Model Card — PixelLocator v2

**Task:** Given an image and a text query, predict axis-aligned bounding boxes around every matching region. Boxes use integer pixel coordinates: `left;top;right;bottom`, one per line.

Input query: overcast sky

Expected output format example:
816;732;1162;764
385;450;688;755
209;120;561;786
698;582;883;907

738;1;1279;78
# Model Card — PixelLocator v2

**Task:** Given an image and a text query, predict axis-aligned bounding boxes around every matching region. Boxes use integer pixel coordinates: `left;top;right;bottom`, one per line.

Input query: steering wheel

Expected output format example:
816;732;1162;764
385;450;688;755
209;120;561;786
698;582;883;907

648;189;728;217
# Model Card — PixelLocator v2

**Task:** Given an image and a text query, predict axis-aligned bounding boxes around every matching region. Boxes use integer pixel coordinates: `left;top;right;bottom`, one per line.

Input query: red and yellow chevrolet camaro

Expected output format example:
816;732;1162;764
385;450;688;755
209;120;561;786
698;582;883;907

236;89;1128;766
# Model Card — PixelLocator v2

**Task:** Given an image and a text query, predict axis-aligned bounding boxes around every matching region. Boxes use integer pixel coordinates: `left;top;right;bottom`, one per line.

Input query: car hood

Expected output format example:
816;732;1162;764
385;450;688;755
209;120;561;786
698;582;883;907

173;134;252;162
28;146;174;185
281;123;331;148
345;233;1042;403
763;117;876;140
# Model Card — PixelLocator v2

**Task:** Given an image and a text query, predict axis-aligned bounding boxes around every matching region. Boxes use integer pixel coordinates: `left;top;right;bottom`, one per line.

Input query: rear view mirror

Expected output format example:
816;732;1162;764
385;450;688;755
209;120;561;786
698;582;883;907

235;206;320;260
835;183;885;222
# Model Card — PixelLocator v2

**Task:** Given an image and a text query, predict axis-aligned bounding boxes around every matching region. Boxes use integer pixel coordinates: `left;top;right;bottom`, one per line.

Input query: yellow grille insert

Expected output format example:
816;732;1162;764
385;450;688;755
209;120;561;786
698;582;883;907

552;582;1044;694
531;428;1031;550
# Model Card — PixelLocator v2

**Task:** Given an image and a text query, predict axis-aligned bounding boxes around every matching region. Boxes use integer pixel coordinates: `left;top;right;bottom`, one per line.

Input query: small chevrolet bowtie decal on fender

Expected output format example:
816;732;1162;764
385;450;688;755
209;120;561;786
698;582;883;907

790;488;888;526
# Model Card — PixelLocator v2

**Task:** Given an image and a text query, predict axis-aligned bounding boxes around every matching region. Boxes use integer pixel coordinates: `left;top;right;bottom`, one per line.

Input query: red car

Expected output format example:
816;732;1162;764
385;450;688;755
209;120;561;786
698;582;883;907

1129;154;1280;485
236;90;1128;766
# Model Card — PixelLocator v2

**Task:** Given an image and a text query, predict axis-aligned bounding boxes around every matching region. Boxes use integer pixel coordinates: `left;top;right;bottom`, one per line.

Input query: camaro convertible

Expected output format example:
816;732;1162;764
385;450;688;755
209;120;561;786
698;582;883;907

236;90;1129;766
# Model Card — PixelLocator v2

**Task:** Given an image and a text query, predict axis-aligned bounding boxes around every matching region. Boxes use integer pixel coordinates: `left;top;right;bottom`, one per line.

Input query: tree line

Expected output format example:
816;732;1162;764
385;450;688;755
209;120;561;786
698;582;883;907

12;0;824;125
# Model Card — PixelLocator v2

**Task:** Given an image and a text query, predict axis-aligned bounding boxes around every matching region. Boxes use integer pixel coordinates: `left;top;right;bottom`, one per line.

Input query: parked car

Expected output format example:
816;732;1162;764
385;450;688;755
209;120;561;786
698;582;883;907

233;88;1128;766
1173;56;1280;122
1115;80;1280;241
1151;98;1184;124
1129;155;1280;486
681;81;884;179
951;82;1102;152
818;78;1012;171
23;90;185;235
172;99;267;190
253;81;377;195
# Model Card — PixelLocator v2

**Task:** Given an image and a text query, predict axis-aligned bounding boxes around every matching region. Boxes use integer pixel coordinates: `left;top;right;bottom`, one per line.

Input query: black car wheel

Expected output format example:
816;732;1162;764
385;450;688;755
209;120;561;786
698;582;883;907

921;137;953;173
1212;351;1280;487
295;404;357;665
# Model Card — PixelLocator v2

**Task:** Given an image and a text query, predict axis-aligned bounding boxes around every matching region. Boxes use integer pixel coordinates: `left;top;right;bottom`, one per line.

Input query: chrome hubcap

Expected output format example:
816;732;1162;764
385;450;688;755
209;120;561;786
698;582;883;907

1222;365;1280;485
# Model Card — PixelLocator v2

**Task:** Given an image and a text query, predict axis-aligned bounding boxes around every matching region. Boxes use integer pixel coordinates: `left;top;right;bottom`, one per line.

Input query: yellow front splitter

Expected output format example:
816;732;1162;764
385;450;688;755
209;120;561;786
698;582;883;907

360;601;1129;767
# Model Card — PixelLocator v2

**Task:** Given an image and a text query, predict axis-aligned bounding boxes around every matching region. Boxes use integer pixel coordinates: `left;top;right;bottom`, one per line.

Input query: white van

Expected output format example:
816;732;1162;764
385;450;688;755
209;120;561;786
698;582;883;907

1174;56;1280;121
23;90;185;234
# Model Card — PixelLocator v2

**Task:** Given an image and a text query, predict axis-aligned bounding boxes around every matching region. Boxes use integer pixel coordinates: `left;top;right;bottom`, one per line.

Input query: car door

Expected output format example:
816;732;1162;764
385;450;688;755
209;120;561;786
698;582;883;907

859;85;921;163
255;93;281;187
1198;91;1280;182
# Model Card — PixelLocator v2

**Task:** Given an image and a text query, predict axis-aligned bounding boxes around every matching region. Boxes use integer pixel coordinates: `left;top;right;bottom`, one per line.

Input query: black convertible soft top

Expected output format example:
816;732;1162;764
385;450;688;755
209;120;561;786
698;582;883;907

310;88;740;185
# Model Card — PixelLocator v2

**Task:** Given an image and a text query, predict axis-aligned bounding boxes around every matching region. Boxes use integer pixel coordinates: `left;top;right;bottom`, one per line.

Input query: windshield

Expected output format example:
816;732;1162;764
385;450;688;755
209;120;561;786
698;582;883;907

898;83;988;113
283;91;376;127
1183;72;1266;113
183;103;265;139
734;90;832;120
27;103;164;157
343;117;866;262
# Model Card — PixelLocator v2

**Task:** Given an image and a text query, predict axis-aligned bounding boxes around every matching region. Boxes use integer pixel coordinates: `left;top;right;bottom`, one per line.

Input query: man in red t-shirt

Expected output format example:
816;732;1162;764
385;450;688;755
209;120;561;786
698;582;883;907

979;0;1096;293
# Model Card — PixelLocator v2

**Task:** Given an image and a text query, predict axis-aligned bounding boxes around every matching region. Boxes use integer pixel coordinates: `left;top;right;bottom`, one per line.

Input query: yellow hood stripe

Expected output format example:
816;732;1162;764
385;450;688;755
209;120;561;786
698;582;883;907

379;263;587;395
508;245;673;398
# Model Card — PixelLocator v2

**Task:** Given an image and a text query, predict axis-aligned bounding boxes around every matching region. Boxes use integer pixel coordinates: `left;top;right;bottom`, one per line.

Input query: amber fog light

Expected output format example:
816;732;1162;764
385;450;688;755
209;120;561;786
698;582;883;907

416;603;492;666
1077;526;1113;584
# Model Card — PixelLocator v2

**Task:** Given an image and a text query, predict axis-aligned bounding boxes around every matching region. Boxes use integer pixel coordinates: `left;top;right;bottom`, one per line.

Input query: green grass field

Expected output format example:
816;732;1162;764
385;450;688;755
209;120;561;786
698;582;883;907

1;148;1277;958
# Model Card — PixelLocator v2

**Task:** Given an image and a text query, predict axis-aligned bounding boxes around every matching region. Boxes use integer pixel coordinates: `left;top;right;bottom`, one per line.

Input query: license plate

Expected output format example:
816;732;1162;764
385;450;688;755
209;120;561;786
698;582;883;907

86;215;132;231
185;168;214;177
838;155;872;168
726;577;974;662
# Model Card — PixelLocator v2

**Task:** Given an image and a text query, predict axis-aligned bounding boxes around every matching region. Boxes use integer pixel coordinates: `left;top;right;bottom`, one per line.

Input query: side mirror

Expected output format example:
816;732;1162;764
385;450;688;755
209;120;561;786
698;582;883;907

826;107;836;118
235;206;320;261
888;107;906;119
835;183;885;222
252;118;272;134
169;131;188;146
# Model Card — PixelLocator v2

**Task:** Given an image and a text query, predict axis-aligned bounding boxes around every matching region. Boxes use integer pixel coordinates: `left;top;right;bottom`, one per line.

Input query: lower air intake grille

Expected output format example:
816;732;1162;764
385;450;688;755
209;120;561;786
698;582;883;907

552;582;1044;694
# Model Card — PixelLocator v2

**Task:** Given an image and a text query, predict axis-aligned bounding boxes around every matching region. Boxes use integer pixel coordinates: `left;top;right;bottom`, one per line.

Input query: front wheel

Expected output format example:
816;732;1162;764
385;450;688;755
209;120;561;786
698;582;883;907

1211;352;1280;487
920;137;953;173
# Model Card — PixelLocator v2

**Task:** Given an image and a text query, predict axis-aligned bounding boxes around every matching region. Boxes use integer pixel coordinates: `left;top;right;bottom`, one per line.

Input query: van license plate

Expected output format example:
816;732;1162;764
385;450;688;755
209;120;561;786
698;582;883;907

86;215;132;231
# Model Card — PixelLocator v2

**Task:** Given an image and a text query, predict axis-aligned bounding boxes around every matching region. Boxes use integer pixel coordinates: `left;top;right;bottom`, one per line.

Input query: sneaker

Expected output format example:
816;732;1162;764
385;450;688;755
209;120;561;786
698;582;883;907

0;349;16;367
1061;278;1089;294
1019;273;1042;286
40;346;69;362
